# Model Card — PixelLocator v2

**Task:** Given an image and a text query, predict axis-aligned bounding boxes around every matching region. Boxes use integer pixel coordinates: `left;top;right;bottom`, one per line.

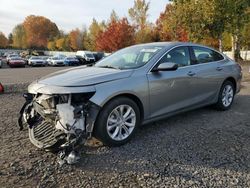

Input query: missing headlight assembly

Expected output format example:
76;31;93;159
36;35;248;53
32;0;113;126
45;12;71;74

18;92;99;164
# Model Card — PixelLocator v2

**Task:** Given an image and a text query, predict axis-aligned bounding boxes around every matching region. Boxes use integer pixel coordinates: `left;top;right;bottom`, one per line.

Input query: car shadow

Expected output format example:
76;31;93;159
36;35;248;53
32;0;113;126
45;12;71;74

76;94;250;176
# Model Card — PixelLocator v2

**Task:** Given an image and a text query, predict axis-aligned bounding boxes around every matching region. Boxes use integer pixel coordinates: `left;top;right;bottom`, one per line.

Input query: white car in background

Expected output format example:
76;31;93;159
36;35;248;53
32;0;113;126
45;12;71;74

48;56;65;66
28;56;47;66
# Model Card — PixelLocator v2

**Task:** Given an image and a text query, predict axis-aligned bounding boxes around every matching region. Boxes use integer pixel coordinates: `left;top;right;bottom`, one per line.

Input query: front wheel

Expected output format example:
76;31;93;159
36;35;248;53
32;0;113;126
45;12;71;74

94;97;140;147
215;80;235;111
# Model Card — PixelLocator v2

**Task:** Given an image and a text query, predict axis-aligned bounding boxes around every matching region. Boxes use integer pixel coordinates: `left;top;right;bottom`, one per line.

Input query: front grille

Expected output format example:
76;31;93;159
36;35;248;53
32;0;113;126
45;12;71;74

29;120;65;149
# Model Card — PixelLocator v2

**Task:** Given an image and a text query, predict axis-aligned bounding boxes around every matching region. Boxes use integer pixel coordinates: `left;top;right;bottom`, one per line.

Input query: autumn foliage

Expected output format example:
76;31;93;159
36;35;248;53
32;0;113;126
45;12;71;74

0;32;8;48
1;0;249;56
96;18;135;52
23;15;59;48
156;4;188;42
68;29;83;51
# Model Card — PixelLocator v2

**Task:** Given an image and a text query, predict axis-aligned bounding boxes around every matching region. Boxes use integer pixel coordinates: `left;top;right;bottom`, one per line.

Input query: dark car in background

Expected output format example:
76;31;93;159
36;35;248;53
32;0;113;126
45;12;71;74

64;56;80;66
93;52;105;62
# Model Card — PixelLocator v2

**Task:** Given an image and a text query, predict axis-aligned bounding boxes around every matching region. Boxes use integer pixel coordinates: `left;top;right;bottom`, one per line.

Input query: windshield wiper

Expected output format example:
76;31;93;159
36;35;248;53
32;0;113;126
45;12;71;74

97;65;120;69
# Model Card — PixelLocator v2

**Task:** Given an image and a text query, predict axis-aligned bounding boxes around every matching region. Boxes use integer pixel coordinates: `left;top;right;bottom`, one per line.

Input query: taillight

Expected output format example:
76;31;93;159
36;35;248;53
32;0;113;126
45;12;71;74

0;83;4;93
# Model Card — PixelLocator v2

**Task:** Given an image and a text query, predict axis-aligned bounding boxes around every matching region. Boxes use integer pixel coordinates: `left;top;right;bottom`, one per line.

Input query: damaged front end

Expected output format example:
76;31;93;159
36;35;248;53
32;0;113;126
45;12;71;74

18;91;100;163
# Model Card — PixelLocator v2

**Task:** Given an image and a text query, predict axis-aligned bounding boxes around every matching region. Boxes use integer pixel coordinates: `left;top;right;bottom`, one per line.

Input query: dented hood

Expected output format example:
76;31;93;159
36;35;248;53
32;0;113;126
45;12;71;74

38;66;133;87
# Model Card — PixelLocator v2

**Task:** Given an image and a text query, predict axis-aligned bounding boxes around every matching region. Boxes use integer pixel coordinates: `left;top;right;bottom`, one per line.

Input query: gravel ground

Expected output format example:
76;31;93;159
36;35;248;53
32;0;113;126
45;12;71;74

0;66;250;187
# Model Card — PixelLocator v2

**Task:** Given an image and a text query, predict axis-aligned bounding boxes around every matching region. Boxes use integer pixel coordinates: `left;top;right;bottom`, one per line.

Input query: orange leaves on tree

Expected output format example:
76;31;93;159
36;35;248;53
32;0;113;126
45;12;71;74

68;29;82;51
23;15;59;48
0;32;8;48
96;18;135;52
156;4;188;42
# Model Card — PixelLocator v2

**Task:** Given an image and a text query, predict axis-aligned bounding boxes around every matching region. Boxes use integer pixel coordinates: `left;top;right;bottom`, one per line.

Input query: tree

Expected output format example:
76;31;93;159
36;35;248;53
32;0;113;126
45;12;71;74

8;33;13;47
96;18;135;52
0;32;8;48
174;0;215;42
68;28;83;51
23;15;59;48
84;19;106;51
205;0;230;51
226;0;250;60
110;10;119;22
129;0;150;31
128;0;153;43
242;22;250;50
156;4;188;42
55;36;70;51
12;24;27;48
47;41;56;51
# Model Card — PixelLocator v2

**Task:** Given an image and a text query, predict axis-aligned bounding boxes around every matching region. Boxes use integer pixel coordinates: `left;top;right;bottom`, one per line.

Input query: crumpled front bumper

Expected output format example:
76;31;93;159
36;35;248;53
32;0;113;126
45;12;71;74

18;91;100;152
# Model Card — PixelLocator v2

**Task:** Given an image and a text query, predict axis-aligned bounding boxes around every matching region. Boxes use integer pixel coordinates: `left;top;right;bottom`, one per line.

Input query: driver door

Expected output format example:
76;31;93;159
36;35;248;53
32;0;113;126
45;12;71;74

147;46;198;118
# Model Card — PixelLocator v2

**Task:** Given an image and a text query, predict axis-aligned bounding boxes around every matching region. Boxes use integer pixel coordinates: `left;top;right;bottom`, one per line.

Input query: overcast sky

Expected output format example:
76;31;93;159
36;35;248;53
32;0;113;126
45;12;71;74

0;0;168;36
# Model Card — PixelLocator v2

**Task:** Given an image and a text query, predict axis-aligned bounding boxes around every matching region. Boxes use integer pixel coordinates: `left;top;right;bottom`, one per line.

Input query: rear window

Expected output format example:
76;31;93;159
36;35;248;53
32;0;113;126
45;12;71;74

192;46;224;64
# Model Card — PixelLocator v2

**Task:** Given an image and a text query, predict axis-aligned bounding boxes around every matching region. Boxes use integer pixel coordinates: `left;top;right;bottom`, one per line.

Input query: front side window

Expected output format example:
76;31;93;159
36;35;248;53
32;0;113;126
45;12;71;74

192;46;224;64
159;46;191;67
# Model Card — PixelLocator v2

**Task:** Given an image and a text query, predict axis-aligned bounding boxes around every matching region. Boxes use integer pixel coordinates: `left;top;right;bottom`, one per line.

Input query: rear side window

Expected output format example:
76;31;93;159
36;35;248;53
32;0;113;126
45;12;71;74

192;46;224;64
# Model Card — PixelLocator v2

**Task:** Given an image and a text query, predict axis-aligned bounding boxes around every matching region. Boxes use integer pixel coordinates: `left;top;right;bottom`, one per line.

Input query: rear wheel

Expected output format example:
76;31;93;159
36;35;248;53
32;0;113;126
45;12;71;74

94;97;140;147
215;80;235;110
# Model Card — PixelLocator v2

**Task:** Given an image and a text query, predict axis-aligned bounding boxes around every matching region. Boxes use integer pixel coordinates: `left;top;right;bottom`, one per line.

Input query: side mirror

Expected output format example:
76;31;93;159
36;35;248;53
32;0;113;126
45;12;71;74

152;62;178;72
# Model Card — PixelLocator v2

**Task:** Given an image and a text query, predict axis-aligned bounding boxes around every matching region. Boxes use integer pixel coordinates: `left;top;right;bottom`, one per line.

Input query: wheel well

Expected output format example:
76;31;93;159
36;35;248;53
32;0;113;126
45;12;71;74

225;77;237;92
106;94;144;121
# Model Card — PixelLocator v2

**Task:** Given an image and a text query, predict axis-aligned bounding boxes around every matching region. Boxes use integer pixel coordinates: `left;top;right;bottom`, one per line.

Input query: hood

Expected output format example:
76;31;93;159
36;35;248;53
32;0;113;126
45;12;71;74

38;66;133;87
52;59;64;62
31;59;44;62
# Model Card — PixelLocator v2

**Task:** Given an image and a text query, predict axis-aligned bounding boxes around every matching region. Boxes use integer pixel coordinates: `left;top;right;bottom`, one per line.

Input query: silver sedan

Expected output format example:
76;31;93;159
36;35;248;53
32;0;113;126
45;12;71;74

20;42;242;151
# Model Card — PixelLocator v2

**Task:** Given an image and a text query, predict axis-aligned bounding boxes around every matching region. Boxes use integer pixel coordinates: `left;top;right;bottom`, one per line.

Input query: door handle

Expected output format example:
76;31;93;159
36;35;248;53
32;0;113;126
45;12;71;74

216;67;223;71
187;71;196;76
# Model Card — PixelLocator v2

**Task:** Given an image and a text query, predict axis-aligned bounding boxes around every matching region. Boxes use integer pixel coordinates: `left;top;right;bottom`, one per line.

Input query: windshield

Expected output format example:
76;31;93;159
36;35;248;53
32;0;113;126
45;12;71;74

95;45;163;70
86;53;94;58
52;57;62;60
67;57;76;60
31;56;40;60
12;57;22;60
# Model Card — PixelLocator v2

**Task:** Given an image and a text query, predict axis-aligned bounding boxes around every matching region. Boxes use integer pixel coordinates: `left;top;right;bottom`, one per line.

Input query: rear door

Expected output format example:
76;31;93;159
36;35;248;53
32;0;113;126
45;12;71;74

188;46;226;105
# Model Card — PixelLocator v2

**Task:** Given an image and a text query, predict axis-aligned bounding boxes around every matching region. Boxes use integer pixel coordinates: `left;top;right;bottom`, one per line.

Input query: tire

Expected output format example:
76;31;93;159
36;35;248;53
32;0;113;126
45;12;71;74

215;80;235;111
94;97;141;147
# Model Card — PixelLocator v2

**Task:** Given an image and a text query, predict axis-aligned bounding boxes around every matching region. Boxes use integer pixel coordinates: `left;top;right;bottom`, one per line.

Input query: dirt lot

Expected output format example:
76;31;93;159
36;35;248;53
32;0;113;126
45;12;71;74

0;66;67;85
0;65;250;187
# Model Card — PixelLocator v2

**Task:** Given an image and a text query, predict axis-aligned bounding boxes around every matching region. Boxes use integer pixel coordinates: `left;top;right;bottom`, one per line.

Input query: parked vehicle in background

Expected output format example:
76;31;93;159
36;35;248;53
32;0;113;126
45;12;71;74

6;54;20;64
64;56;80;66
76;51;95;64
42;56;50;64
24;55;31;65
93;52;105;62
28;56;47;66
43;56;51;65
48;56;65;66
8;57;25;68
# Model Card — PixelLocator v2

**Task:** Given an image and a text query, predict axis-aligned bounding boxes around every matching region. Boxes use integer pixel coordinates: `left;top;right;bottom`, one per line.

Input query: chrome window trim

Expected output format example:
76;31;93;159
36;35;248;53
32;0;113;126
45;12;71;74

148;44;226;73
